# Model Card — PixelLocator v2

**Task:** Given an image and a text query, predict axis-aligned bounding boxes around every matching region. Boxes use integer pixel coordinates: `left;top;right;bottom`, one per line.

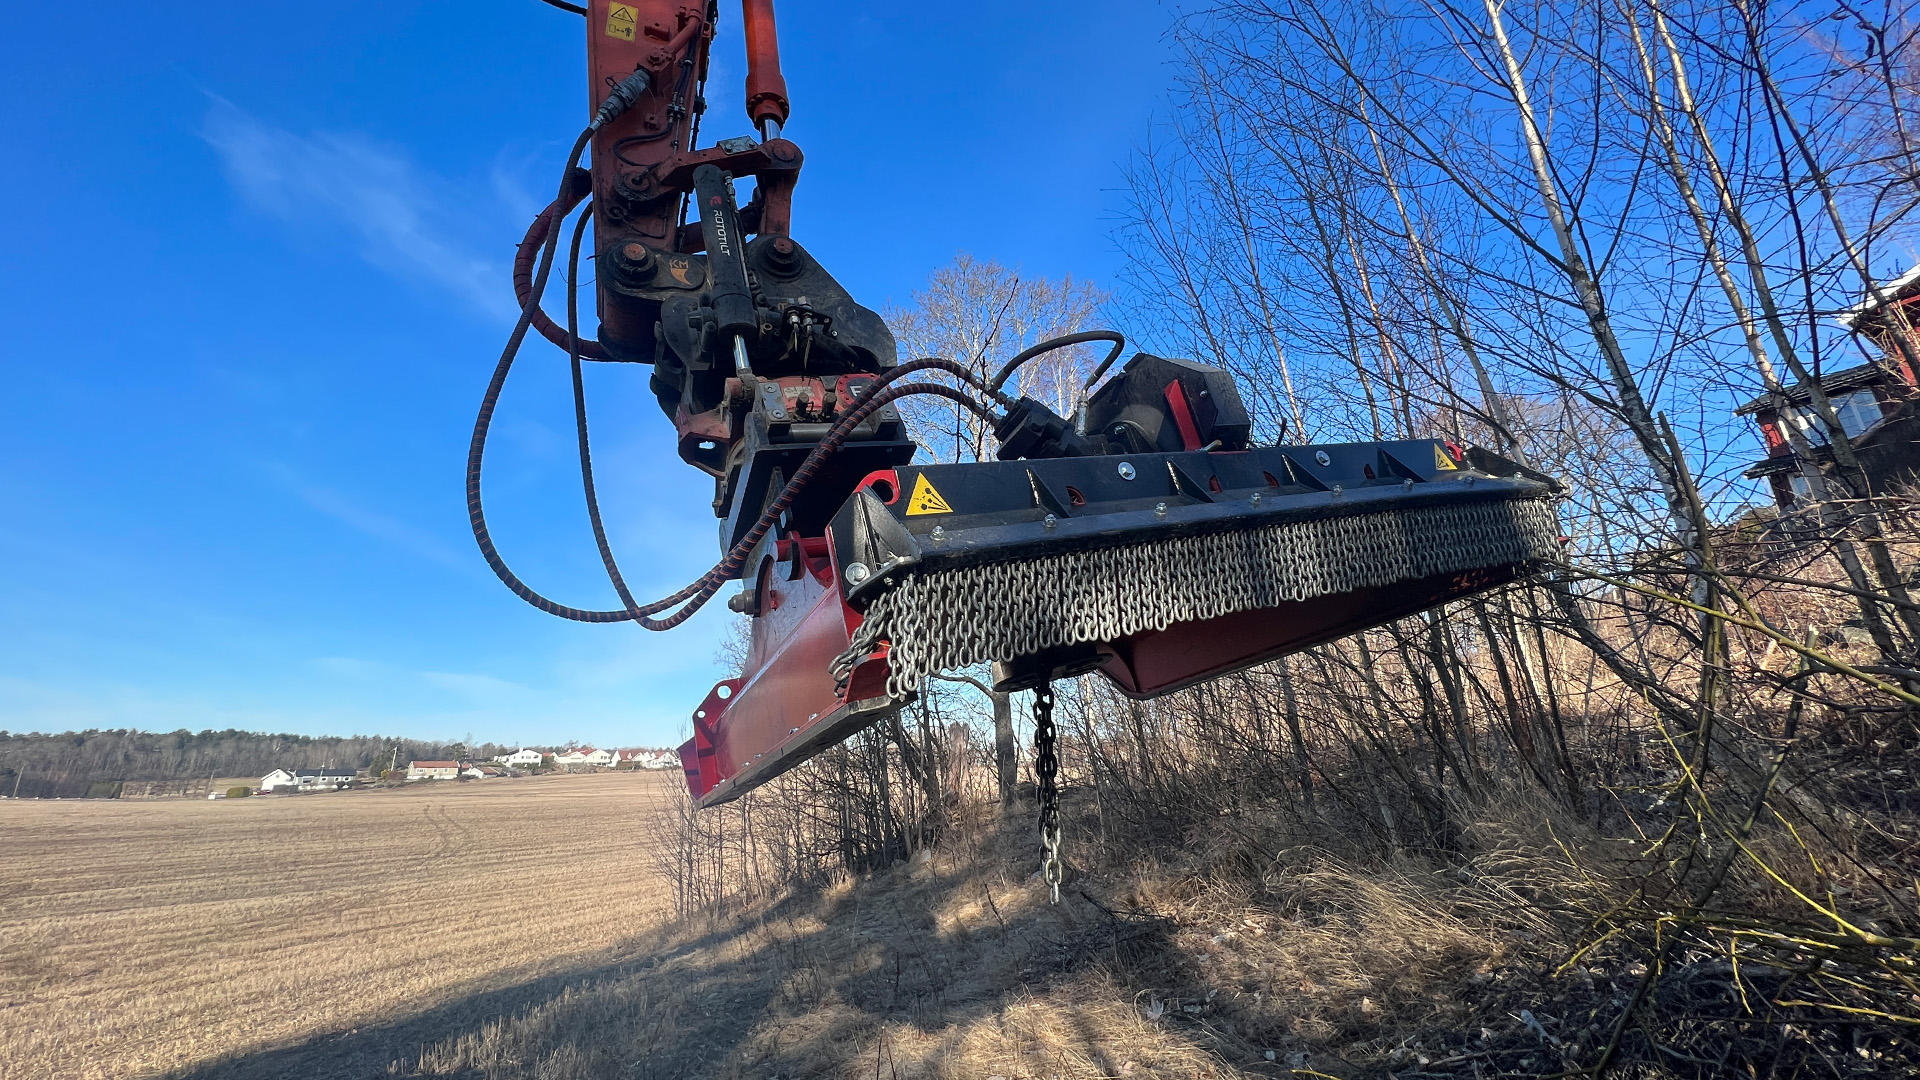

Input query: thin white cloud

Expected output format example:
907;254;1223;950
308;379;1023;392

201;97;514;317
258;460;469;571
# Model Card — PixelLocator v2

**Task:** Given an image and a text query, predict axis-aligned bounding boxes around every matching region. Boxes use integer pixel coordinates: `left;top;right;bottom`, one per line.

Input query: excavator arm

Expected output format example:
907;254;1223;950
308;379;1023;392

473;0;1566;811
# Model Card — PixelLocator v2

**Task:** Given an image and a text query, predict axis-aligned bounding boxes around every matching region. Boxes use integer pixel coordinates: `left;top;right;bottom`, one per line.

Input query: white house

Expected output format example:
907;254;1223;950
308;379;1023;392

553;749;588;767
259;769;297;792
407;760;461;781
582;748;615;767
294;768;355;791
503;749;547;767
614;748;677;769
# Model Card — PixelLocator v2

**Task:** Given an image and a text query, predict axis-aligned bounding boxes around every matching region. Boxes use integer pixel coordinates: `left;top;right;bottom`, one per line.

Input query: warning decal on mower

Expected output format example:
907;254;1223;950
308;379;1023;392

605;2;637;41
905;474;953;516
1433;444;1458;470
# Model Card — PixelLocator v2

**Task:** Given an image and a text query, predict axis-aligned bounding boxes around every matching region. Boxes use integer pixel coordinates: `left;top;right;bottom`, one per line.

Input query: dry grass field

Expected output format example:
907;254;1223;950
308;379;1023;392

0;772;680;1080
0;767;1632;1080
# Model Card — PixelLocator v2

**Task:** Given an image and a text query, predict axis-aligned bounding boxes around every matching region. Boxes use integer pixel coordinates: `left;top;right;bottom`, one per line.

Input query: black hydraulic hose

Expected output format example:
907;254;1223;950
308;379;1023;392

985;330;1126;396
631;368;1004;631
480;227;1006;631
468;127;632;621
536;0;588;13
468;122;1010;628
565;203;652;626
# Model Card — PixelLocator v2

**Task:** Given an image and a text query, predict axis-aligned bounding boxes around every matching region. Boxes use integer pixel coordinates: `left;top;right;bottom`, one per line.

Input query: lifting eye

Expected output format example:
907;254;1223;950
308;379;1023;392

1262;471;1281;488
1207;476;1222;492
1363;464;1375;480
867;478;896;503
1066;486;1086;507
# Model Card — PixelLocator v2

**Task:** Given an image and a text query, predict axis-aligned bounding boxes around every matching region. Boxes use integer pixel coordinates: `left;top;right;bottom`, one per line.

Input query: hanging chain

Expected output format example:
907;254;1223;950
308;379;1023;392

1033;682;1062;905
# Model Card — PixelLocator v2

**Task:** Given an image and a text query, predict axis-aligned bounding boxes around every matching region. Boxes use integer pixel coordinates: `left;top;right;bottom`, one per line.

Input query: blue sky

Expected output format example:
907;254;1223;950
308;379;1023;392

0;1;1174;747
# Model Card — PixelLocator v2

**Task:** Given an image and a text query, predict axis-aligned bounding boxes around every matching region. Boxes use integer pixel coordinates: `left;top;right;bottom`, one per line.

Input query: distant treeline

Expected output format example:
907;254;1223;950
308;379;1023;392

0;729;513;799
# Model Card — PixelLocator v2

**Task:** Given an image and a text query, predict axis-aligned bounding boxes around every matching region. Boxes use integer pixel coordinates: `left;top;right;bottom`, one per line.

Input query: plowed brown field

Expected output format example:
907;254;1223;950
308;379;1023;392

0;772;678;1080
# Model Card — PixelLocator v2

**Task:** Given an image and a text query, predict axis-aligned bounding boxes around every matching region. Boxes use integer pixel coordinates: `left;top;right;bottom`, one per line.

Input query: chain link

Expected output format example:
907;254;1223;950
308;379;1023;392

1033;683;1062;905
831;491;1562;904
870;494;1562;699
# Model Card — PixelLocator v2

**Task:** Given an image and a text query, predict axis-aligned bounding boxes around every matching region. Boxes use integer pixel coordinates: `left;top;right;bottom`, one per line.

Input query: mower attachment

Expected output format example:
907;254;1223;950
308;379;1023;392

678;535;898;807
828;439;1563;698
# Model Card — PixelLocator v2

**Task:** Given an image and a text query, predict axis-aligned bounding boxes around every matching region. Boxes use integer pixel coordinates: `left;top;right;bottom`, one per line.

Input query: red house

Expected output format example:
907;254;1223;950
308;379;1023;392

1739;267;1920;508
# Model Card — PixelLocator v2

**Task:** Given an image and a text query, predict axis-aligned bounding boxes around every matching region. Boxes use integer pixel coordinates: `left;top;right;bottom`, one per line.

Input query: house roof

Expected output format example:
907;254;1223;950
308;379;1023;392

1733;362;1884;416
1836;263;1920;327
409;760;460;769
294;768;354;778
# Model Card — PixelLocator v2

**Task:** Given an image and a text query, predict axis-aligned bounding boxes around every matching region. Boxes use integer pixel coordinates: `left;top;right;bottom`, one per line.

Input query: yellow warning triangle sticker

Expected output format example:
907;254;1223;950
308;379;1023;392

605;2;637;40
905;473;953;516
1433;444;1459;470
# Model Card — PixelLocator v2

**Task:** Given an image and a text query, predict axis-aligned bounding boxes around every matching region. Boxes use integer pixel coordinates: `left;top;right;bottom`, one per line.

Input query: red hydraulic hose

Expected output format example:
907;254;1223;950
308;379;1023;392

514;190;609;361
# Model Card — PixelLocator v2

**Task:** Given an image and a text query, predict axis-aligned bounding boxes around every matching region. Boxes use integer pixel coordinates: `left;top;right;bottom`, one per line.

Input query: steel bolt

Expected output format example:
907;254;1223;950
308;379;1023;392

1250;492;1261;505
1043;514;1057;529
1154;502;1167;517
1315;450;1331;467
1332;484;1343;497
1118;461;1136;480
930;525;946;542
845;562;870;583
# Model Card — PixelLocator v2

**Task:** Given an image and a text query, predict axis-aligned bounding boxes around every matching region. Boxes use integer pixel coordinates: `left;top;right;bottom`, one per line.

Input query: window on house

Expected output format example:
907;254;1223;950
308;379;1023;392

1835;389;1885;433
1788;471;1814;503
1787;389;1883;445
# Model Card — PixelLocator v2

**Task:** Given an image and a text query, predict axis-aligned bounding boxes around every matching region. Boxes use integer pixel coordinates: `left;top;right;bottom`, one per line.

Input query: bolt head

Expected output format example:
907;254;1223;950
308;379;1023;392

929;525;946;542
1154;502;1167;516
1315;450;1331;467
1118;461;1137;480
845;562;870;583
1043;513;1057;529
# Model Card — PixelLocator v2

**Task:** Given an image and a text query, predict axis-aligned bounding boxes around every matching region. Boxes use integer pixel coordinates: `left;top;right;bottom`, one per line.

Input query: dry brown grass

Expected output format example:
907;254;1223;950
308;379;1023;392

0;772;679;1080
11;741;1896;1079
5;769;1302;1080
393;802;1598;1080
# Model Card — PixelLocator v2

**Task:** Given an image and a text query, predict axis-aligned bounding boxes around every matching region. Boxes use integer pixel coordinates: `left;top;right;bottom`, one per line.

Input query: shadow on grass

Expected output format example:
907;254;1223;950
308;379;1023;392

157;859;1189;1080
156;922;752;1080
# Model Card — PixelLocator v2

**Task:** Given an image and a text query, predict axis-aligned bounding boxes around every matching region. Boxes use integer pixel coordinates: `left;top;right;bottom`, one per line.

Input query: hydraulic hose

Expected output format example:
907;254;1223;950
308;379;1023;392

985;330;1126;396
479;252;1006;628
565;203;653;626
514;189;607;361
468;127;624;620
470;80;1008;628
636;376;1001;631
